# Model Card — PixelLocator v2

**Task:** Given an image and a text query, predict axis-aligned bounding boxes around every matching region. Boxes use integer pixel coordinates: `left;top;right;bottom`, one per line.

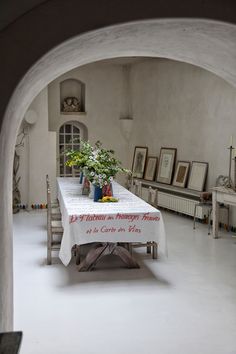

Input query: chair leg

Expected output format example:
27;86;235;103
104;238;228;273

152;242;158;259
208;208;212;235
227;206;230;232
47;246;52;265
147;242;151;254
193;204;197;229
47;227;52;265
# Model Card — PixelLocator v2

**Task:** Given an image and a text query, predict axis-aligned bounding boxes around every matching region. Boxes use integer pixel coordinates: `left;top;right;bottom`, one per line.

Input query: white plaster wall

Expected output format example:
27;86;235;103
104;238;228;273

48;62;130;186
18;88;57;205
18;62;131;205
129;59;236;223
129;59;236;187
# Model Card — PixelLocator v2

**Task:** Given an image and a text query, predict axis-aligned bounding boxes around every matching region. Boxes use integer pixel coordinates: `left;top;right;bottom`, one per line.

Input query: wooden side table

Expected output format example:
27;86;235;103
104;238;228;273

212;186;236;238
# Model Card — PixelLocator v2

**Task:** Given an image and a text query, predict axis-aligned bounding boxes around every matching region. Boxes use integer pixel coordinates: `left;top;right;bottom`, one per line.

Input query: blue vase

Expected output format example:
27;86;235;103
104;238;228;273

94;185;103;202
79;171;84;184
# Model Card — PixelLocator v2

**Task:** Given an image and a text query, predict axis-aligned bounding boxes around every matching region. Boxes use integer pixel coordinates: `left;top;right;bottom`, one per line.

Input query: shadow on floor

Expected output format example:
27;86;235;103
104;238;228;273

40;249;171;290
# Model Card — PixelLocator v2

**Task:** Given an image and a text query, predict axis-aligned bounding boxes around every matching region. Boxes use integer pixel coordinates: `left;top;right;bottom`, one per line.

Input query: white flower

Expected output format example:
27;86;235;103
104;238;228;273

109;176;113;181
99;174;103;179
90;172;95;176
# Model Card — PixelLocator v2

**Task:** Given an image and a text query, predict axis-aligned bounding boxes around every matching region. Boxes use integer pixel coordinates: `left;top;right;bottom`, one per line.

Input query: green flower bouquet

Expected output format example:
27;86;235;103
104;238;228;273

65;140;94;170
65;141;130;189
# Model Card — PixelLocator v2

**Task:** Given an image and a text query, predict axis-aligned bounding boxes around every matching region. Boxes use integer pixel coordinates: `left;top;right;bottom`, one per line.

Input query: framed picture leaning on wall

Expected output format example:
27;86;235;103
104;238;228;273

131;146;148;178
156;147;177;184
172;161;190;188
187;161;208;191
144;156;158;181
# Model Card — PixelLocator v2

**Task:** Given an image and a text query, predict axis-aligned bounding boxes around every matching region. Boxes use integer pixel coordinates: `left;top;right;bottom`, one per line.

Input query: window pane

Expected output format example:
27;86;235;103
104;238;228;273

65;135;72;144
65;145;72;151
58;123;83;177
66;165;72;174
73;135;80;143
65;124;71;134
73;126;80;134
59;145;65;155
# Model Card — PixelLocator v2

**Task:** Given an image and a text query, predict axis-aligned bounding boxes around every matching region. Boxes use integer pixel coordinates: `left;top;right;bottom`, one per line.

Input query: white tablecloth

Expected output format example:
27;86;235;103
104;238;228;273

57;177;167;265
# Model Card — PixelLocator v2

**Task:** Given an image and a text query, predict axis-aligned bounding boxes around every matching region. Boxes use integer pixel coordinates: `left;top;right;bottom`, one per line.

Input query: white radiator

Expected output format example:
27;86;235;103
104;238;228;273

158;192;205;218
141;188;206;219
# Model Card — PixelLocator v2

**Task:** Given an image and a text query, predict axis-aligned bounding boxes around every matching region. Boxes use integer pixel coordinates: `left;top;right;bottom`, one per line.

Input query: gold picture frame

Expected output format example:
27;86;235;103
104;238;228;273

172;161;190;188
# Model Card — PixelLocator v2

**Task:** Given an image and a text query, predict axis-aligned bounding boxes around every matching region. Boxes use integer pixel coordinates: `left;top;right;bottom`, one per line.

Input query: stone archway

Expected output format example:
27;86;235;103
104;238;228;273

1;18;236;331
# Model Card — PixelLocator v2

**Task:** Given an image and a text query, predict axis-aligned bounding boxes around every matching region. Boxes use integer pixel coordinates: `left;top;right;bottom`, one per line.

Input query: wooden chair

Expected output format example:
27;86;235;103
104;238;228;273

46;174;61;219
46;174;60;209
193;192;212;235
47;187;63;265
131;182;158;259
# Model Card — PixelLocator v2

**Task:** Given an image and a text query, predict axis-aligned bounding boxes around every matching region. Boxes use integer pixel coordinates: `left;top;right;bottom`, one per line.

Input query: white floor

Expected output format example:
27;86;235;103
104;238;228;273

13;210;236;354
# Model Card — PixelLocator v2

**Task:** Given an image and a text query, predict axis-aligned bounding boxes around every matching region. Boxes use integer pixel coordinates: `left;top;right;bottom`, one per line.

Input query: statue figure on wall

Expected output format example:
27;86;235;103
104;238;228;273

13;151;21;214
13;129;27;213
61;97;81;112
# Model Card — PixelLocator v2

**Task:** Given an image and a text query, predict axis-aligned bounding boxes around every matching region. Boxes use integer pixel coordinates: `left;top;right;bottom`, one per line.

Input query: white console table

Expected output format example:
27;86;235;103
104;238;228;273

132;179;207;219
212;186;236;238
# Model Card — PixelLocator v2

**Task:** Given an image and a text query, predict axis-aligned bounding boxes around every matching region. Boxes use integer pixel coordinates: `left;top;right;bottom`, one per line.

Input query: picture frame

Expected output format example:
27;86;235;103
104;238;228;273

131;146;148;178
187;161;208;191
156;147;177;184
144;157;158;181
172;161;190;188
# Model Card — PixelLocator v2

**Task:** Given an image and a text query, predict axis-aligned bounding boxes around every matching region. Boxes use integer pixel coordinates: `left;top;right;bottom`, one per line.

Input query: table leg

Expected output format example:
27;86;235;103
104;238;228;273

77;242;139;272
212;191;219;238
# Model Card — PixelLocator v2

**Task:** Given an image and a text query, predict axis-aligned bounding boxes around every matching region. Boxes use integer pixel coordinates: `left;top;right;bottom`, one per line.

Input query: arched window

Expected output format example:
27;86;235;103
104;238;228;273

59;122;81;177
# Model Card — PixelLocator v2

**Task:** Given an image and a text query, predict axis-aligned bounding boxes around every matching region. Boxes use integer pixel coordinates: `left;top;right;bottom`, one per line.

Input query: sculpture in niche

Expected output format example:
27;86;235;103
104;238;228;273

61;97;81;112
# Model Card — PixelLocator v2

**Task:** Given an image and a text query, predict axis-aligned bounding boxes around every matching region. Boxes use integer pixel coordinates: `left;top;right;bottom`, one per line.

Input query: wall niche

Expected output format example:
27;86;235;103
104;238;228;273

60;78;85;114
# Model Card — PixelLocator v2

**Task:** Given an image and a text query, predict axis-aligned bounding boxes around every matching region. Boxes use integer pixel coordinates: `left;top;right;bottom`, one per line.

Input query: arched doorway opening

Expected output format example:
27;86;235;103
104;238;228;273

1;18;236;330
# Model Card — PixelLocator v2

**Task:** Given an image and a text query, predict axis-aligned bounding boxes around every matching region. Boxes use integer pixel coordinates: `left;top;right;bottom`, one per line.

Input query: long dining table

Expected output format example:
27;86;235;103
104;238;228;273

57;177;167;270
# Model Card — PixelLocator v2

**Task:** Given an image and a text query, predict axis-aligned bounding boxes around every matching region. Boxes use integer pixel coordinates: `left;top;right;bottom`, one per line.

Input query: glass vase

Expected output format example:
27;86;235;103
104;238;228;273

88;182;95;199
82;177;90;195
102;183;113;197
79;170;84;184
